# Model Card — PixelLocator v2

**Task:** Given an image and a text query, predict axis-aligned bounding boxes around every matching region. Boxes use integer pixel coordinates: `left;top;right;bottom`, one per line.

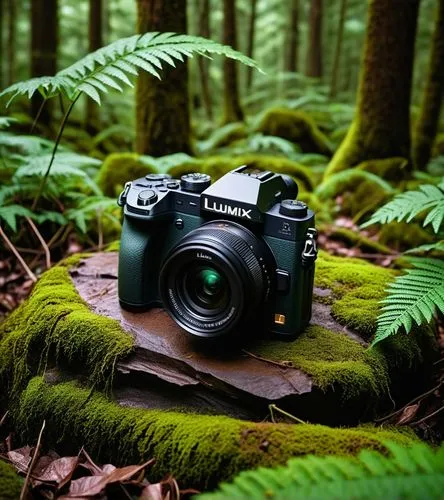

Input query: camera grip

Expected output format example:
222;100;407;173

118;217;160;308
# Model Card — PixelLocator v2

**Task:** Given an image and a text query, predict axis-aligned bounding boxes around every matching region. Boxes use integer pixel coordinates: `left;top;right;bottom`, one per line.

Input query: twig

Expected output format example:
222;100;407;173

410;405;444;426
32;94;81;211
30;98;48;133
26;217;51;269
269;404;306;424
242;350;294;369
0;411;8;427
374;382;442;423
0;226;37;283
20;420;45;500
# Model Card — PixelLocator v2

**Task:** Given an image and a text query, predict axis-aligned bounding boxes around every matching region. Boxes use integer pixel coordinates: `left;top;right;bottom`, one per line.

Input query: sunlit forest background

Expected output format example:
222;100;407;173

0;0;443;314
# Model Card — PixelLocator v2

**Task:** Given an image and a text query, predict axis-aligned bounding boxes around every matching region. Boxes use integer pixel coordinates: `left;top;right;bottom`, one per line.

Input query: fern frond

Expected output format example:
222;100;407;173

0;116;17;129
0;132;57;155
1;33;262;106
65;196;118;234
14;153;101;179
361;181;444;233
405;241;444;254
372;258;444;345
198;441;444;500
0;205;35;232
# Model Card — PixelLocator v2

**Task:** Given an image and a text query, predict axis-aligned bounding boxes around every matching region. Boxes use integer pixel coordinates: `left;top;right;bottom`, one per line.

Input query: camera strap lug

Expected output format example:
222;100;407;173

302;227;318;267
118;182;132;207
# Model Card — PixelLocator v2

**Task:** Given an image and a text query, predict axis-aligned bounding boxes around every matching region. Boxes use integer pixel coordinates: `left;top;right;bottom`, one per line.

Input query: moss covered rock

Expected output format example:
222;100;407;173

14;376;416;490
254;108;333;156
0;461;23;500
96;153;156;197
316;170;394;220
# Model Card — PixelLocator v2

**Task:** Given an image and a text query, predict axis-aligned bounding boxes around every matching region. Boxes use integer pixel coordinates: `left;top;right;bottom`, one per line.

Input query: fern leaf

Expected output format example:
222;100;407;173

372;257;444;345
197;441;444;500
1;33;261;107
0;205;35;232
405;241;444;254
361;182;444;233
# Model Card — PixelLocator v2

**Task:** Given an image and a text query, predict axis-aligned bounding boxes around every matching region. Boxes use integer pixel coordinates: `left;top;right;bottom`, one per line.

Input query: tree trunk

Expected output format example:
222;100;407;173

222;0;244;124
135;0;192;156
7;0;16;85
329;0;347;98
31;0;58;127
85;0;103;134
413;0;444;170
246;0;257;89
326;0;420;177
285;0;299;73
198;0;212;120
305;0;323;78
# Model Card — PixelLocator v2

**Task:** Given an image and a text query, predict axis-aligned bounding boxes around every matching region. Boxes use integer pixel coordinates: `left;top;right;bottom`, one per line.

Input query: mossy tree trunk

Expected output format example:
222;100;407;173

413;0;444;170
135;0;192;156
222;0;244;124
329;0;347;98
305;0;323;78
85;0;103;134
326;0;420;177
31;0;58;128
285;0;299;73
198;0;213;120
246;0;257;89
7;0;16;85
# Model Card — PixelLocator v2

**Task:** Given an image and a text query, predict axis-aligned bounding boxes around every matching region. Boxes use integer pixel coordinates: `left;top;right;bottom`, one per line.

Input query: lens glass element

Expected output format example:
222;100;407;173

184;265;229;313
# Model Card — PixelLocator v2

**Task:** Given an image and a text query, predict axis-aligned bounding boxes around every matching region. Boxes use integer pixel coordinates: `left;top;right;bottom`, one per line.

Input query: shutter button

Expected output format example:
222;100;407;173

279;200;308;218
137;189;158;206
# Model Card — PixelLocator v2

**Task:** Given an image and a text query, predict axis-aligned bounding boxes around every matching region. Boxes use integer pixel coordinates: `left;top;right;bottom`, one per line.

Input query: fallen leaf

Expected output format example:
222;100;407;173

36;456;80;489
397;403;420;425
7;445;33;471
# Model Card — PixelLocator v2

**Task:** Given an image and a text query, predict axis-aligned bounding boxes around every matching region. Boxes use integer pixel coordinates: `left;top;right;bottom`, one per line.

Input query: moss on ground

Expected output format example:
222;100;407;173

96;153;156;197
14;377;417;490
0;257;134;397
254;108;333;156
326;226;393;254
0;461;23;499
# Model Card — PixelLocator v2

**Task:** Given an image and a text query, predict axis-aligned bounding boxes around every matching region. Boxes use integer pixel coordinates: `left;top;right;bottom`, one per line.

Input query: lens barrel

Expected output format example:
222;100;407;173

159;220;275;338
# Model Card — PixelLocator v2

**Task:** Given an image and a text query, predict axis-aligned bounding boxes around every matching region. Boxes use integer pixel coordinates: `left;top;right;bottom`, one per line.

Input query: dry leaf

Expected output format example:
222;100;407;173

7;445;33;471
397;403;420;425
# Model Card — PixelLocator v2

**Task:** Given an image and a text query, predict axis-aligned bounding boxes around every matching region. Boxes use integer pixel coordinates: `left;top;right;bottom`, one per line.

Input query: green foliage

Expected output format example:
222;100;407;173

198;441;444;500
0;460;23;500
0;33;261;106
0;205;35;232
362;181;444;233
373;258;444;345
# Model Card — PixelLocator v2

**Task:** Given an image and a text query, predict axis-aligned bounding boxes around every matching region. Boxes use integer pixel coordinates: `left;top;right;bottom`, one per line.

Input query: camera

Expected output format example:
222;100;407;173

117;165;317;340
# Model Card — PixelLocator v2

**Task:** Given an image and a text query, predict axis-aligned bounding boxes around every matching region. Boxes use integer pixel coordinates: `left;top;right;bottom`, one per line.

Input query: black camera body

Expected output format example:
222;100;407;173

117;165;317;340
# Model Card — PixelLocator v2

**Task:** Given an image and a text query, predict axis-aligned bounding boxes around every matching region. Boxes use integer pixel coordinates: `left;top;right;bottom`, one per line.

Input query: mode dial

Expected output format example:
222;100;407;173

180;173;211;193
145;173;171;181
279;199;308;218
137;189;158;206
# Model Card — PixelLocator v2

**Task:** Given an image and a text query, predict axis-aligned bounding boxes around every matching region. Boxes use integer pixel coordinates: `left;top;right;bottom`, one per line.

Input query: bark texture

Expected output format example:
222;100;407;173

285;0;299;73
413;0;444;170
198;0;212;120
246;0;257;89
305;0;323;78
85;0;103;133
135;0;192;155
329;0;347;98
31;0;58;127
222;0;244;124
326;0;420;177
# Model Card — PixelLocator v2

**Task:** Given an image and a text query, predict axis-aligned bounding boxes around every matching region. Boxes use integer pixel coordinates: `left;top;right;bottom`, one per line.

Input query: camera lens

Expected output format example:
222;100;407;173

159;220;275;339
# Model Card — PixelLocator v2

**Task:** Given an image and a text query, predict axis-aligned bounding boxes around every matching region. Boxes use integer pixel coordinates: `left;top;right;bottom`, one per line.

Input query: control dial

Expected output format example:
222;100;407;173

180;173;211;193
279;199;308;218
137;189;158;206
145;173;171;181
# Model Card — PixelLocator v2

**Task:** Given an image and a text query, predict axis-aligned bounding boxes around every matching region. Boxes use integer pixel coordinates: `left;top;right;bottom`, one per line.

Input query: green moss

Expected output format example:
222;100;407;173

327;227;393;254
316;170;393;220
357;157;409;181
253;326;389;399
96;153;156;197
254;108;333;156
0;260;133;397
378;222;435;251
14;377;417;490
0;461;23;500
105;239;121;252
